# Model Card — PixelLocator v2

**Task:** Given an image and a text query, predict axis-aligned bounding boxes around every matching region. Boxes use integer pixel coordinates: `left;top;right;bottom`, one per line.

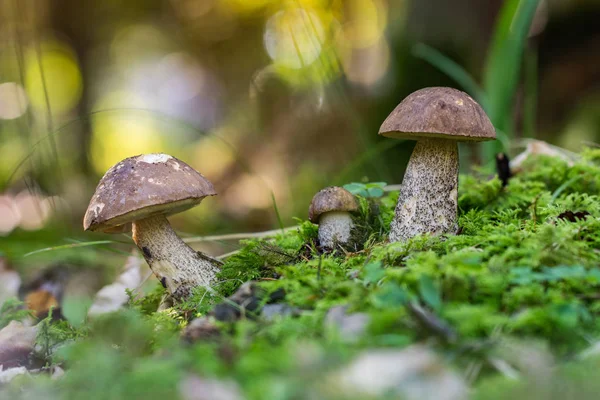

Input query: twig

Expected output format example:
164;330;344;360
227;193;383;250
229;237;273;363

183;226;299;244
383;184;402;192
216;249;241;260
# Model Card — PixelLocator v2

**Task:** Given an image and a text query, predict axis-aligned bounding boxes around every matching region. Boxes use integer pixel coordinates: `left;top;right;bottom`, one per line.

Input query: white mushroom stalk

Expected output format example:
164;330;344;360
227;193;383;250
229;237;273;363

389;138;458;242
317;211;354;249
132;215;220;300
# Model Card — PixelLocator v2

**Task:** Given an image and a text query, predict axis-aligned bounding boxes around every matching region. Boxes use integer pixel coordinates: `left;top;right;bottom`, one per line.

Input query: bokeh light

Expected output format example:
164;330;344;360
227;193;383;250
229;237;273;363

223;173;274;215
0;83;28;119
90;92;165;174
191;136;235;180
340;0;387;49
0;137;27;182
155;53;206;104
222;0;271;15
264;8;326;69
13;191;52;231
0;195;20;236
24;40;83;114
340;38;390;87
111;24;171;69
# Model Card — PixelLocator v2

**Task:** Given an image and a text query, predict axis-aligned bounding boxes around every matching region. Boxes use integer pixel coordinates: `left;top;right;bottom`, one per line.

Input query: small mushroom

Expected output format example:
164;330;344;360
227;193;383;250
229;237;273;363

83;153;221;300
379;87;496;242
309;187;359;249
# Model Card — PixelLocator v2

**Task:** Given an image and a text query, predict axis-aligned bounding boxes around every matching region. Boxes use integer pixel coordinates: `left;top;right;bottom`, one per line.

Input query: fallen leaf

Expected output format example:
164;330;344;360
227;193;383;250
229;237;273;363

0;366;28;384
88;253;145;317
557;210;590;222
511;140;578;171
329;345;467;400
25;290;59;319
0;321;39;369
179;375;245;400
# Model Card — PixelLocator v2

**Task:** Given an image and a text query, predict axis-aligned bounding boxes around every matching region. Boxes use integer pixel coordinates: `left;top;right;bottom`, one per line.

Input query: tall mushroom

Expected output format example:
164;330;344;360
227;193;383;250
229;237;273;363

83;153;221;300
379;87;496;242
309;187;359;249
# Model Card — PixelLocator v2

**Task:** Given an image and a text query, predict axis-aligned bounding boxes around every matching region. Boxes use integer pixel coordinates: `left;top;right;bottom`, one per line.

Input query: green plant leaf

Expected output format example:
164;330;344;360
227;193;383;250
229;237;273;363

483;0;541;158
366;187;384;198
418;275;442;312
412;43;487;105
543;265;587;281
373;282;410;309
343;182;366;193
362;261;386;284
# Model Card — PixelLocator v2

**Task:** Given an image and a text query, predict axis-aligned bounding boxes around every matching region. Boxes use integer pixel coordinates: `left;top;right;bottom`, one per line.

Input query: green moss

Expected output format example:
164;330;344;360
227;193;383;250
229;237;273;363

6;151;600;399
0;298;33;329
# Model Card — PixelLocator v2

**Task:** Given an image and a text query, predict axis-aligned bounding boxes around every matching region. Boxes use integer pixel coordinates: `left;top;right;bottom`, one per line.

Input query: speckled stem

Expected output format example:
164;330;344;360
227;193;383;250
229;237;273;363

389;138;459;242
132;215;220;299
318;211;354;249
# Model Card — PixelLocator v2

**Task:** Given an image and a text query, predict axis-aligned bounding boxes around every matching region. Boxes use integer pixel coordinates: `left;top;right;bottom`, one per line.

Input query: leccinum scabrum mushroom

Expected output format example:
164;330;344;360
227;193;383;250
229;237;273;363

309;187;359;249
379;87;496;242
83;153;220;300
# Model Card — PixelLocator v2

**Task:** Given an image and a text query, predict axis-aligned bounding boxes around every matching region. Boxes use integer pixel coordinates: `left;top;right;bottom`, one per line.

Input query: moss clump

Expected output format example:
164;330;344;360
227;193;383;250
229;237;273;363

5;150;600;399
0;298;33;329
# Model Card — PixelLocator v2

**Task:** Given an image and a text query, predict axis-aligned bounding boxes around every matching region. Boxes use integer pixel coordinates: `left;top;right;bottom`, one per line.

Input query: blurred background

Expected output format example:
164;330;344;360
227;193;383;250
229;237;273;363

0;0;599;267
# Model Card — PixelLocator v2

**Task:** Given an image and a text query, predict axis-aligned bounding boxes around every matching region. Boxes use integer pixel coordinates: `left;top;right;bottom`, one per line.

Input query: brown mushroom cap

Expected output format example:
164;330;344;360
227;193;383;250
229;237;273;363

83;154;216;233
308;186;359;223
378;87;496;142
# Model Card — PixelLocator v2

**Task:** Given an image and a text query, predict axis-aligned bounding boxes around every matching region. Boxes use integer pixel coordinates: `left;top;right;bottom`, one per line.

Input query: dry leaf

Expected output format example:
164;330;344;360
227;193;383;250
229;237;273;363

0;321;39;369
88;253;146;317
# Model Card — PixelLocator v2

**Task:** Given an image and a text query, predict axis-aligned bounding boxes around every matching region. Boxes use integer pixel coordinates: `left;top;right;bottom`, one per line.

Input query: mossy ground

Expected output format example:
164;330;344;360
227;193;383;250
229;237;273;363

4;149;600;399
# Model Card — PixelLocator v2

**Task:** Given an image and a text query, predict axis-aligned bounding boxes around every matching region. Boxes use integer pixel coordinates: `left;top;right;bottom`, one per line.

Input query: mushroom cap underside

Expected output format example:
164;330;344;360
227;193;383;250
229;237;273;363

84;153;216;232
379;87;496;142
308;186;359;223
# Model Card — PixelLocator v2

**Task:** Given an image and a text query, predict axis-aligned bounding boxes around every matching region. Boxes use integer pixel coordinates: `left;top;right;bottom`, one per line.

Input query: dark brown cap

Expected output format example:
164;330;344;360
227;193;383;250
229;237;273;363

379;87;496;142
83;154;216;233
308;186;359;223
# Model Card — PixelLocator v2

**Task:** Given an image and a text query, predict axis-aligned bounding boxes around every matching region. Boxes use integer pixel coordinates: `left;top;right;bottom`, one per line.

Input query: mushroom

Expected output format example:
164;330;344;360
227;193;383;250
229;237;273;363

379;87;496;242
309;186;359;249
83;153;221;300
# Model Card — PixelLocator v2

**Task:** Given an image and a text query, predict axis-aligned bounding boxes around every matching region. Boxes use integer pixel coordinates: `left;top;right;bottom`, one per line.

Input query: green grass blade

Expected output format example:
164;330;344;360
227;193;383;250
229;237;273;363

23;240;115;257
523;44;538;138
271;192;285;231
412;43;488;107
551;175;583;204
334;139;399;185
483;0;541;158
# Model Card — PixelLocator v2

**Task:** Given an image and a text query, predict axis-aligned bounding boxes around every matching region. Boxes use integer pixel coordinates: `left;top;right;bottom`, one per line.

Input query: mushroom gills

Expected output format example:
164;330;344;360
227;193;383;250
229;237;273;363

318;211;354;249
131;214;220;299
389;138;459;242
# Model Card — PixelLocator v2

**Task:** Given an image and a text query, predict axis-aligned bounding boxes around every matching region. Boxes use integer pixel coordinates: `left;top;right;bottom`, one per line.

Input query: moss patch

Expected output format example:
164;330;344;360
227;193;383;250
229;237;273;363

5;150;600;399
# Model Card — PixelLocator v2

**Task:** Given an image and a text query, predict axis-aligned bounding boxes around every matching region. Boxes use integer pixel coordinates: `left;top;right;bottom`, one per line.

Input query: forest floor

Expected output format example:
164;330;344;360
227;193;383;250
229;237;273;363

3;148;600;399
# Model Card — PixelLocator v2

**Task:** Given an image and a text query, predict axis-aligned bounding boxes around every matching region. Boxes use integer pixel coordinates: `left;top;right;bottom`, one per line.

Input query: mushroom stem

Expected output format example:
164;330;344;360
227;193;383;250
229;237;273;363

318;211;354;249
389;138;459;242
132;215;220;299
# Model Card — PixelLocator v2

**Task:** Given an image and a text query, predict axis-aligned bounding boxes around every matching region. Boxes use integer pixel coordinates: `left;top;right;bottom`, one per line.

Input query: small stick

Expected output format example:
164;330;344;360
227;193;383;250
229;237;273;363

184;226;299;243
216;249;241;261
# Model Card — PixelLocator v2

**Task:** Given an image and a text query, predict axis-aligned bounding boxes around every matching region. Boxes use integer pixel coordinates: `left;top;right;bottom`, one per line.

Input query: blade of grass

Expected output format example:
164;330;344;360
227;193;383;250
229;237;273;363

412;43;487;107
483;0;541;158
23;240;115;257
183;226;299;243
334;139;399;185
523;43;538;138
271;191;285;231
64;238;134;257
551;175;583;204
